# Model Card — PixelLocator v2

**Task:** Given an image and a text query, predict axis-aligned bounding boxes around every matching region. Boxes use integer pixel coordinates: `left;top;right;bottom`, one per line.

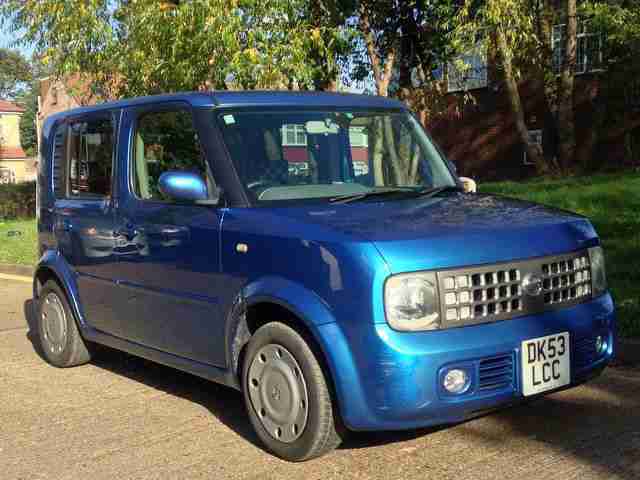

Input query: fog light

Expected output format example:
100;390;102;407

443;369;470;394
595;335;608;354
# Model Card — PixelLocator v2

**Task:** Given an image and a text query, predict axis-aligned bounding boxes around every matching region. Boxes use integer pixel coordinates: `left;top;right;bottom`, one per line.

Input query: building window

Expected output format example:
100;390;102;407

552;21;604;75
523;129;543;165
0;167;16;184
447;44;488;93
282;124;307;146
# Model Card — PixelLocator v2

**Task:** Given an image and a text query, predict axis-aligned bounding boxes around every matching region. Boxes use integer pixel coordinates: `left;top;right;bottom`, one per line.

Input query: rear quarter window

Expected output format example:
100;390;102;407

52;125;67;199
67;115;116;197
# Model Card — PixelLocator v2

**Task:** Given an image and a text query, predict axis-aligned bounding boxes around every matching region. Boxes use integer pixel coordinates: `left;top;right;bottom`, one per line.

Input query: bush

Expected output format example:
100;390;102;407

0;182;36;219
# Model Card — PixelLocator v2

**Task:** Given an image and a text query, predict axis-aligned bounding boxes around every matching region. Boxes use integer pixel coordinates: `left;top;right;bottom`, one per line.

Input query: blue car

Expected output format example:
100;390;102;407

34;92;614;461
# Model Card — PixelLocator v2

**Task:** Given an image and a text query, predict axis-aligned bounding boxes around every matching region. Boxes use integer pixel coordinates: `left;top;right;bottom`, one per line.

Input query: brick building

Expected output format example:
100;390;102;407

0;99;34;183
428;25;640;181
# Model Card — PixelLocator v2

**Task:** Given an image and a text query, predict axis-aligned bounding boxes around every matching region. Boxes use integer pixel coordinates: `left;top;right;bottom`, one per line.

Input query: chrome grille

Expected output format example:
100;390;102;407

437;251;593;328
541;255;591;305
440;268;523;324
478;354;514;391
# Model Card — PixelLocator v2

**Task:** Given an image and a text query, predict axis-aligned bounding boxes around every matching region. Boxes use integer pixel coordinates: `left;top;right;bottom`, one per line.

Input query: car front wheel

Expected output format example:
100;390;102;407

242;322;343;461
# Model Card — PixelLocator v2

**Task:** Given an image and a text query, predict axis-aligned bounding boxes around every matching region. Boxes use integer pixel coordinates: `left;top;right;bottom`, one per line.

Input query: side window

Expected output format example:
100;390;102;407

133;109;212;201
52;125;67;198
67;116;115;197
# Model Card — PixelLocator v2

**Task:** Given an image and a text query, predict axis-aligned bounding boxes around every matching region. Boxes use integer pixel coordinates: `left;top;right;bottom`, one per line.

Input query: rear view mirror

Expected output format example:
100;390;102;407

158;171;209;202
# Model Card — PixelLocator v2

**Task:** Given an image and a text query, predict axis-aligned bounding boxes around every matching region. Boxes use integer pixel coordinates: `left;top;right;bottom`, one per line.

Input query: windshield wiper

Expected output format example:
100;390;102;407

328;188;415;204
329;185;463;204
412;185;463;199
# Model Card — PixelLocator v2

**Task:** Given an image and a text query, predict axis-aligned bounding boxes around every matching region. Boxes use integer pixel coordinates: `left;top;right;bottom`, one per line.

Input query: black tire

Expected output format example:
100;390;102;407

242;322;343;461
37;280;92;368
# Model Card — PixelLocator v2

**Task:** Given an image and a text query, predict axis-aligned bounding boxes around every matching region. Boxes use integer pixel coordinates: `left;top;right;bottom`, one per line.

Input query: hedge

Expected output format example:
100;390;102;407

0;182;36;219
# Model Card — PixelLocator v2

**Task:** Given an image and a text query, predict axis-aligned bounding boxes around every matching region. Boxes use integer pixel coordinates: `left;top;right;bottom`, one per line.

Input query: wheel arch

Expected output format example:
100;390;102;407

33;252;87;328
225;277;341;405
228;296;347;427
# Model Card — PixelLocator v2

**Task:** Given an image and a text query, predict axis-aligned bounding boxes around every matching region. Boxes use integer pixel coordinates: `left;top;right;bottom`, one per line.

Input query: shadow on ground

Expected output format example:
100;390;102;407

23;298;438;453
23;299;640;475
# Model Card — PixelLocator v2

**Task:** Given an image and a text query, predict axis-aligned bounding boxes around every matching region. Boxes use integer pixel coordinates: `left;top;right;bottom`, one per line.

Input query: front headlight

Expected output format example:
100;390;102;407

588;246;607;296
384;272;440;331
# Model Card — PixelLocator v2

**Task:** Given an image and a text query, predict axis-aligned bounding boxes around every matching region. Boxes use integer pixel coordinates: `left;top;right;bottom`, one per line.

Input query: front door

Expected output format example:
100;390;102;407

112;104;226;367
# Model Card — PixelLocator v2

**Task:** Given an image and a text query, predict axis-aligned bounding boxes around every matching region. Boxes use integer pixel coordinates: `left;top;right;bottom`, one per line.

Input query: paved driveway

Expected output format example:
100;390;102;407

1;277;639;479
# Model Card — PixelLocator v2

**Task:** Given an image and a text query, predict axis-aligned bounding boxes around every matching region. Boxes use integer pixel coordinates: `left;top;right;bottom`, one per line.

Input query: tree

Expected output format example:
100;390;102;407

0;0;350;98
0;48;31;99
456;0;549;170
556;0;578;172
454;0;583;173
353;0;459;126
582;1;640;168
16;83;38;156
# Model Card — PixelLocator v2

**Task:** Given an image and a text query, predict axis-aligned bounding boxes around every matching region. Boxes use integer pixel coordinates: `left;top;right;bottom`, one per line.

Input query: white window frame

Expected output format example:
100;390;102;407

552;21;604;75
348;126;369;148
523;129;543;165
281;124;307;147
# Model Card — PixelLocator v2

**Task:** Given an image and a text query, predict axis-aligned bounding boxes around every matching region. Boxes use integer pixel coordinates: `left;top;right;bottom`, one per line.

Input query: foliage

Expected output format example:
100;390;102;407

0;218;37;265
0;0;353;98
15;82;38;156
483;171;640;338
0;48;31;99
349;0;461;127
0;181;36;220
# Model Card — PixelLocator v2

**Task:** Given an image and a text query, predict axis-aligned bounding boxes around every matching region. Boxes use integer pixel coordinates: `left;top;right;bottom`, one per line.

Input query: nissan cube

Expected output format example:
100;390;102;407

34;92;615;461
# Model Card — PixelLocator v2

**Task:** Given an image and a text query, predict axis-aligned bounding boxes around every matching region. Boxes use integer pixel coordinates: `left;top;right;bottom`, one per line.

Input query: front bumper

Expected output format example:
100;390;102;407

315;293;616;431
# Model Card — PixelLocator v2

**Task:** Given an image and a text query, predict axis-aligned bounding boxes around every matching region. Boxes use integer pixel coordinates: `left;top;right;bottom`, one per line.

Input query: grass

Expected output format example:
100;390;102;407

0;171;637;337
483;171;640;338
0;219;38;266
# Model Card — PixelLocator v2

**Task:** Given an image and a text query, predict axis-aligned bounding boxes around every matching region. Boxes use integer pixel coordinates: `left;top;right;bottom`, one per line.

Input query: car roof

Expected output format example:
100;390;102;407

44;91;406;126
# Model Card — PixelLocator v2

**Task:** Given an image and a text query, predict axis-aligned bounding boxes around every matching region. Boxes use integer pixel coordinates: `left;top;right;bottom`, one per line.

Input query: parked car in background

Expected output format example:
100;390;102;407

34;92;615;462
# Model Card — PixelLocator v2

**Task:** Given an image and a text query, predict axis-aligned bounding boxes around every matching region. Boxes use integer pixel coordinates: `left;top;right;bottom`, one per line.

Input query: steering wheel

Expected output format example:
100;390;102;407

247;180;276;199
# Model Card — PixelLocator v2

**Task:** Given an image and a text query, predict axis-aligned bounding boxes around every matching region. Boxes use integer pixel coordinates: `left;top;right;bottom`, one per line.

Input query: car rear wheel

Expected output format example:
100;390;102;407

37;280;92;368
242;322;343;461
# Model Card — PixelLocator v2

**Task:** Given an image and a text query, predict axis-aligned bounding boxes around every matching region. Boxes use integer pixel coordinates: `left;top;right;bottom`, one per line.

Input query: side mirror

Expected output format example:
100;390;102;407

158;171;209;202
459;176;477;193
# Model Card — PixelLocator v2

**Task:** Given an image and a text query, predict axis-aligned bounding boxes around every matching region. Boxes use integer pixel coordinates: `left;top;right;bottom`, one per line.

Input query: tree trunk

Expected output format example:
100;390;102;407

557;0;577;172
371;119;385;185
496;29;545;167
535;1;562;173
359;6;395;97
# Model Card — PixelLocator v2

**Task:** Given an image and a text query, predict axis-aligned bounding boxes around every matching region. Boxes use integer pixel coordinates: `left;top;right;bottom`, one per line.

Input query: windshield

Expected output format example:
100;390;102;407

217;109;457;203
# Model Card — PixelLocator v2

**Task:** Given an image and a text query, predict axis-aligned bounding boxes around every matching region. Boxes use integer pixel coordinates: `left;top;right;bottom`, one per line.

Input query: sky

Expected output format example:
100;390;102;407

0;25;34;57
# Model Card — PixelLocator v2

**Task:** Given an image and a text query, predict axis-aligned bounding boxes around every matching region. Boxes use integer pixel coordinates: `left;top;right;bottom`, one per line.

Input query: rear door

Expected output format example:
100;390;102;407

53;111;121;333
112;103;227;367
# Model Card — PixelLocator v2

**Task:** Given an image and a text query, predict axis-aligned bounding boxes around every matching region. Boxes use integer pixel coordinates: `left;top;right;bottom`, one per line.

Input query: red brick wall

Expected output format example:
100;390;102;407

428;73;639;181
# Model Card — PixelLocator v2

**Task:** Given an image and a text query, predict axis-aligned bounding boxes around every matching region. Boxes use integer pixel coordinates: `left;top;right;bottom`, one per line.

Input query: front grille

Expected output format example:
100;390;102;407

442;268;524;324
478;354;514;391
437;251;593;328
541;255;592;305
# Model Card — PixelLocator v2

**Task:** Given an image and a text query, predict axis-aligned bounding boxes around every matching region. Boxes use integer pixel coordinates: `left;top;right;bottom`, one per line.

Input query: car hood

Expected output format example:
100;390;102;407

271;193;598;273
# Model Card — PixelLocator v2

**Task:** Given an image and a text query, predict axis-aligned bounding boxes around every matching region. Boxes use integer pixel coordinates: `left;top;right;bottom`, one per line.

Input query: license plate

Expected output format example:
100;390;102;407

521;332;570;396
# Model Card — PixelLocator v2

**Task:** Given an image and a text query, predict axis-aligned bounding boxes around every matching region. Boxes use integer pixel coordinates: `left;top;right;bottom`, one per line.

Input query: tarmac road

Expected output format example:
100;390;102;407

1;277;639;479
